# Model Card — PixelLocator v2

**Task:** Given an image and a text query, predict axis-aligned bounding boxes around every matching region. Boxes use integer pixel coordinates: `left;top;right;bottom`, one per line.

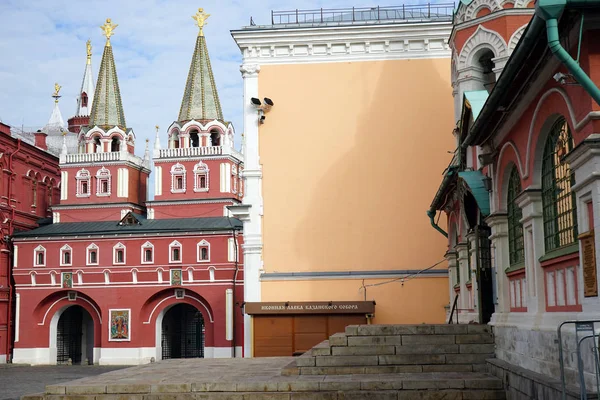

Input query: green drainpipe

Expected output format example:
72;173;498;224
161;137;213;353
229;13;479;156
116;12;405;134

536;0;600;106
427;209;448;238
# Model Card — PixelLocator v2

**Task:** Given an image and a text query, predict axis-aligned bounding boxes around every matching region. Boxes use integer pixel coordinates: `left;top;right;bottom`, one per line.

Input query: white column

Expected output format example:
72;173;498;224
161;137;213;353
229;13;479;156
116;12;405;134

466;232;478;312
516;189;545;314
566;136;600;313
446;250;458;322
456;242;469;312
239;63;262;358
487;213;510;315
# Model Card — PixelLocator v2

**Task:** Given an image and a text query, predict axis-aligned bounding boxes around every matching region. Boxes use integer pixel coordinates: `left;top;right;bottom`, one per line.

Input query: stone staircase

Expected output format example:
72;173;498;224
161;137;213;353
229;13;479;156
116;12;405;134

285;323;496;376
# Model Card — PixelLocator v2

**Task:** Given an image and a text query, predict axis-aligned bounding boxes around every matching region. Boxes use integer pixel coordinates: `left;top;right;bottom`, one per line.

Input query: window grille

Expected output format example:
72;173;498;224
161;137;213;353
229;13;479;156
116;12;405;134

541;118;578;252
507;166;525;265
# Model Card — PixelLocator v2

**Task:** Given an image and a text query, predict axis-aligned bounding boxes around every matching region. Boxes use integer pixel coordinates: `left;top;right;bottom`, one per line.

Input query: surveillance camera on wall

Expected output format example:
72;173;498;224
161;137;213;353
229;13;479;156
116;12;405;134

251;97;262;106
263;97;274;107
259;115;266;124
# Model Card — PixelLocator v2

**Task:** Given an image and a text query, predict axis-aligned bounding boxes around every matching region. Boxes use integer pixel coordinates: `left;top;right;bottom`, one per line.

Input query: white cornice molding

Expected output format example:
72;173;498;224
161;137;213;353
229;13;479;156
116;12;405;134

51;202;144;211
450;9;534;44
147;198;239;206
232;21;452;65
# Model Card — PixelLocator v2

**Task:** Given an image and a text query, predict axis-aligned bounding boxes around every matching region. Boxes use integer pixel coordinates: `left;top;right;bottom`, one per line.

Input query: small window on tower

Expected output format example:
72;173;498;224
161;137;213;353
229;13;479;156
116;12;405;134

34;246;46;267
193;161;209;192
81;92;88;108
63;251;71;265
145;248;153;262
89;250;97;264
142;241;154;264
61;245;72;266
176;177;183;190
169;240;182;263
115;249;124;263
76;169;91;197
170;163;186;193
96;167;111;196
82;182;88;194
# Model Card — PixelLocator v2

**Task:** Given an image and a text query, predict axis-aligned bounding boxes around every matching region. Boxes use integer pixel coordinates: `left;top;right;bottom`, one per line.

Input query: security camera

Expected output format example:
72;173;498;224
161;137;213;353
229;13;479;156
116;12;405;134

263;97;274;107
251;97;261;106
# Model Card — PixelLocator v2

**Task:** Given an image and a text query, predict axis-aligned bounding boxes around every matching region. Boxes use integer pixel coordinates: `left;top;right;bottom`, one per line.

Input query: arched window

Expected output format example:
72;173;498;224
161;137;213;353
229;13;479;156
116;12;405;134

210;130;220;146
76;169;91;197
170;163;186;193
541;117;577;252
507;166;524;266
96;167;111;196
81;92;88;108
93;136;101;153
190;130;200;148
170;131;180;149
193;161;209;192
111;137;120;152
477;49;496;93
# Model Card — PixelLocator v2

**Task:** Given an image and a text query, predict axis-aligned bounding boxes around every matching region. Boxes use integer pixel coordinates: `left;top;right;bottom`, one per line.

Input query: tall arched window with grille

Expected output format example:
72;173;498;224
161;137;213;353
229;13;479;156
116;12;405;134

507;166;524;266
541;117;577;252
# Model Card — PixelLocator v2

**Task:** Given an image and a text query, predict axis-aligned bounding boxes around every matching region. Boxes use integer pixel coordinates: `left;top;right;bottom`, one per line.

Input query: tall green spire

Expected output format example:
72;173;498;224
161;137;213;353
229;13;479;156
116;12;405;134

178;9;224;123
89;18;127;129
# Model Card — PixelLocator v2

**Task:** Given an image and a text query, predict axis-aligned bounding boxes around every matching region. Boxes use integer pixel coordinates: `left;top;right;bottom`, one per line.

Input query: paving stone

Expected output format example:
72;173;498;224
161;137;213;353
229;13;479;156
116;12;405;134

46;386;67;395
395;344;458;354
445;353;495;364
378;354;446;365
65;386;107;395
192;382;238;392
106;385;151;394
464;378;503;389
299;367;365;375
149;383;192;393
356;324;434;336
338;391;397;400
95;396;144;400
310;342;331;356
360;380;403;390
141;394;197;400
46;396;94;400
328;333;347;346
241;393;291;400
319;381;361;391
295;356;316;367
456;333;494;344
21;394;45;400
280;367;299;376
193;394;244;400
403;379;465;389
277;381;321;392
459;344;496;354
236;382;279;392
347;336;402;346
331;345;395;356
397;390;463;400
344;325;359;336
467;325;493;334
401;334;456;345
315;355;378;367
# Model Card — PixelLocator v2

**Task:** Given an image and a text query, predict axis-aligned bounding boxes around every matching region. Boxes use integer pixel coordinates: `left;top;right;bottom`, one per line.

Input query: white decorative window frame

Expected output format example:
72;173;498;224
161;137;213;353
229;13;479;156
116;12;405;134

33;245;46;267
87;243;99;266
113;242;126;265
96;166;112;197
193;161;209;193
232;165;238;194
169;240;182;263
76;168;91;198
170;163;186;193
197;239;210;263
141;241;154;264
60;244;72;267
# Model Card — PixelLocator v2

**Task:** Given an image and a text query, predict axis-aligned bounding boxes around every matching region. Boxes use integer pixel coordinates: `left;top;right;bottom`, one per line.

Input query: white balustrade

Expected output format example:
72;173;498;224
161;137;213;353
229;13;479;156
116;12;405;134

157;146;243;161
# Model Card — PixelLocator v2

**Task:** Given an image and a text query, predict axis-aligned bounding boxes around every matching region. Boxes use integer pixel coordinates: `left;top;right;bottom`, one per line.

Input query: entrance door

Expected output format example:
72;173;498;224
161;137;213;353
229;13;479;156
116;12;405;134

476;224;495;324
57;306;83;364
161;304;204;359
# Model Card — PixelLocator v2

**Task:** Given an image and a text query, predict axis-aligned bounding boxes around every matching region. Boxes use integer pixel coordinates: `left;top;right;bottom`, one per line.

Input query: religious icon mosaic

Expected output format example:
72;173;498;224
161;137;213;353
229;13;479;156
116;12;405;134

109;309;130;341
171;269;182;286
61;272;73;288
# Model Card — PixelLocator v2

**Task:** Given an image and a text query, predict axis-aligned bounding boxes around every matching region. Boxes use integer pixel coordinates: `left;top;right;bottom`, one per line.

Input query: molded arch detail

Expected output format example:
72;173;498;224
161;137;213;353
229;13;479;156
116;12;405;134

508;24;528;53
458;25;508;69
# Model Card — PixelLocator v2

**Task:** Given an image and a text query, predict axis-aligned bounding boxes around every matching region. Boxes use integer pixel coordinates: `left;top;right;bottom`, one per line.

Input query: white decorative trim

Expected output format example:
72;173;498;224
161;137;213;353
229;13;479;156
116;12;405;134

193;161;209;192
60;171;68;200
51;202;145;211
75;168;91;198
465;0;502;20
232;22;452;66
87;243;99;266
146;198;238;206
117;168;128;198
143;294;214;324
169;240;182;264
197;239;210;262
141;241;154;264
38;295;102;326
154;166;162;196
33;245;46;267
170;163;186;193
96;166;112;197
493;141;525;203
59;244;72;267
508;24;528;52
113;242;126;265
458;25;508;69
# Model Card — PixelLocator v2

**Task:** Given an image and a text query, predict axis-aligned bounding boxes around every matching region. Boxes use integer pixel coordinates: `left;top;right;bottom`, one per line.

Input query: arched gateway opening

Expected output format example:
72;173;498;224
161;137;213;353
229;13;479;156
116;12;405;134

56;305;94;365
161;303;205;359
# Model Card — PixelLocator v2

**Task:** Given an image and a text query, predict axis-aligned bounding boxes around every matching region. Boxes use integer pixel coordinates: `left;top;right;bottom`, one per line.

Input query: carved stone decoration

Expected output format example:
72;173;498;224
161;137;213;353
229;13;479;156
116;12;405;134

240;64;261;78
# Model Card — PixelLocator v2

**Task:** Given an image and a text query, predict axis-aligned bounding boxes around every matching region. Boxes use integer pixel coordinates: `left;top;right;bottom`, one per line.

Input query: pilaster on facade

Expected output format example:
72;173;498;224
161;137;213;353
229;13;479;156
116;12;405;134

515;188;545;314
465;231;479;313
445;250;459;321
486;213;510;314
455;242;470;317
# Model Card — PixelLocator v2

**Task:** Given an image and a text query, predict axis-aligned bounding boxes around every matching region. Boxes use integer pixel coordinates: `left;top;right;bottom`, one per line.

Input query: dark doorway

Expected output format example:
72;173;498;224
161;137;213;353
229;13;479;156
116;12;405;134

161;304;204;359
57;306;94;365
475;224;495;324
210;131;220;146
190;131;200;148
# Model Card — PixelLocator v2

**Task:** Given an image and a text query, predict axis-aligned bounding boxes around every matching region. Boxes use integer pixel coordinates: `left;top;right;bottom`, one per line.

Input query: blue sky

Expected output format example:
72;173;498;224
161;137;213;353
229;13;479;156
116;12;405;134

0;0;410;154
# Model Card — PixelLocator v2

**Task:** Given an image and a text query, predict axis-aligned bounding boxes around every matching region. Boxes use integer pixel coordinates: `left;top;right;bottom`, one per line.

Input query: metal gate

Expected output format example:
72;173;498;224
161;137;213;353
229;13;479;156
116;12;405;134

162;304;205;359
57;306;83;364
476;224;495;324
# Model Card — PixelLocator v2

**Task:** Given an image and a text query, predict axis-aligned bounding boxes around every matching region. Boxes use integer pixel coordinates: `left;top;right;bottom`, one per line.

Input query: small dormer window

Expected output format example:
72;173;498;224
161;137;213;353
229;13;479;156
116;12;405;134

81;92;88;108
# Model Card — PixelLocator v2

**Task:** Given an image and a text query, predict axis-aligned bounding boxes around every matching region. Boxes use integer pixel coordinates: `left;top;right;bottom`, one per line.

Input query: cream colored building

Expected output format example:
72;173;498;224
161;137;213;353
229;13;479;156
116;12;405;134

231;7;456;357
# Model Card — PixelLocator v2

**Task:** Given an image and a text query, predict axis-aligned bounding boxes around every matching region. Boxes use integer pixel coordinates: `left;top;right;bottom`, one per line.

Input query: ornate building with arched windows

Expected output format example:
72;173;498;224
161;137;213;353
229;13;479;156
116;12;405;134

430;0;600;395
9;12;244;365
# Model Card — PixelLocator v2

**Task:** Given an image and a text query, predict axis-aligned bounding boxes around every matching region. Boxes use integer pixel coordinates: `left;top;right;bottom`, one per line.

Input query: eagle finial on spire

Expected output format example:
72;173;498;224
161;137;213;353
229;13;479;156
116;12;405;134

192;8;210;36
86;39;92;64
100;18;118;45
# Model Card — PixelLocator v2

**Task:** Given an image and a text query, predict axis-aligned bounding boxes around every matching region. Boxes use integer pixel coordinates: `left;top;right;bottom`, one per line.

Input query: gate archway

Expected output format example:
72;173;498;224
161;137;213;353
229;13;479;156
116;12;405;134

161;303;205;359
56;305;94;365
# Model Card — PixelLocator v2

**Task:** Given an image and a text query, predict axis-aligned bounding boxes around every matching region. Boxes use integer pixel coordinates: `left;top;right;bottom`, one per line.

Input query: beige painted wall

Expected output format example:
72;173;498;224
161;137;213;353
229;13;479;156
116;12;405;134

258;58;455;274
262;278;450;324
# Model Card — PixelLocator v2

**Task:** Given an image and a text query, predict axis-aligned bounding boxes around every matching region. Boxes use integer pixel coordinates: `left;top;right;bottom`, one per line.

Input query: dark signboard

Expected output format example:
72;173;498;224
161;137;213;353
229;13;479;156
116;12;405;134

245;301;375;315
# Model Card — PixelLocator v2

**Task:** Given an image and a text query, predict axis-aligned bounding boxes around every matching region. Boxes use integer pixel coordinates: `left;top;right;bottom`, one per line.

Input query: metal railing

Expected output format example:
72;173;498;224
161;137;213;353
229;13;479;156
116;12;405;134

157;146;243;161
271;4;455;25
448;293;459;324
558;320;600;399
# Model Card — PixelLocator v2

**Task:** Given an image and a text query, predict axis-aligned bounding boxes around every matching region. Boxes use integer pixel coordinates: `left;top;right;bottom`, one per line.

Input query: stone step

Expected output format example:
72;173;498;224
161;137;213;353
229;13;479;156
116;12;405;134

25;389;506;400
24;372;505;400
296;364;491;375
345;324;491;336
297;353;495;368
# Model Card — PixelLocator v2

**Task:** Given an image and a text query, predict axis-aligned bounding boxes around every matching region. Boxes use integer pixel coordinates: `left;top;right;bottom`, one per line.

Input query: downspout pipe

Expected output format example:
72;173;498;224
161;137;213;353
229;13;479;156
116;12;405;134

427;209;448;238
536;0;600;106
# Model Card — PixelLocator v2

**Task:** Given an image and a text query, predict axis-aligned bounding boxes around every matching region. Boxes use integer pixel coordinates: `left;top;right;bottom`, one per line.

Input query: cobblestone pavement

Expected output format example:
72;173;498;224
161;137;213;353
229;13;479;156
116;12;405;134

0;365;127;400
